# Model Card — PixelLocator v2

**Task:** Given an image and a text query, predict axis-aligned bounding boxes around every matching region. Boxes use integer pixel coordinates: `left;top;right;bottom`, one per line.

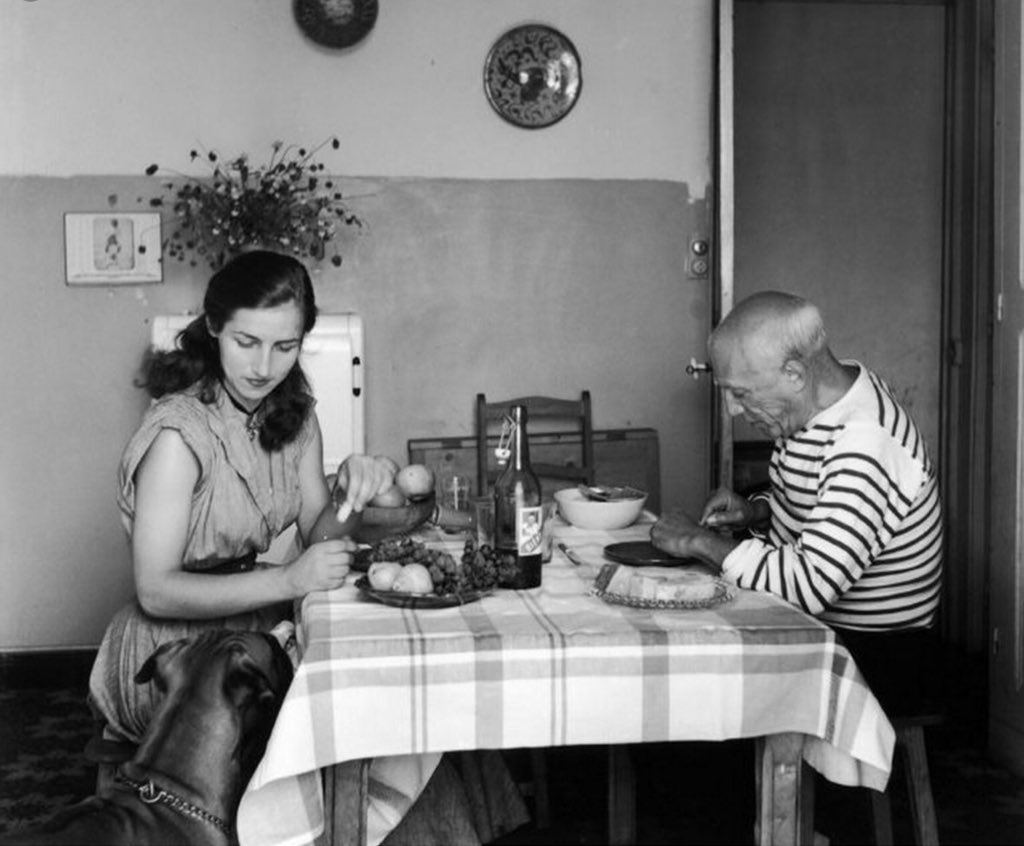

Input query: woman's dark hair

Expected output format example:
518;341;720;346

137;250;319;451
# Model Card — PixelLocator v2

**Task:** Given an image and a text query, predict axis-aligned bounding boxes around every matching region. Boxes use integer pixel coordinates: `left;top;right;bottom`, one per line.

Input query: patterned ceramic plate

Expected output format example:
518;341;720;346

354;576;492;609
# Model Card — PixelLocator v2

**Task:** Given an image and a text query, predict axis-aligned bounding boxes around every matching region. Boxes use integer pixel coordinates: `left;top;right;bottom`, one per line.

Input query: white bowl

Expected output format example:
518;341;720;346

554;488;647;531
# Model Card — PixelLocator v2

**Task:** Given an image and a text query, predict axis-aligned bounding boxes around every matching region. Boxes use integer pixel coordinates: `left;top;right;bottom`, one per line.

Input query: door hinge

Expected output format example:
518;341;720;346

993;626;1000;656
997;291;1004;323
947;338;964;367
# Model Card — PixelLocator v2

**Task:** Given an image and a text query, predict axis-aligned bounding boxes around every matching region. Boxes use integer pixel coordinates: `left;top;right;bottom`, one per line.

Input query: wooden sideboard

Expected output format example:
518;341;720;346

408;427;661;513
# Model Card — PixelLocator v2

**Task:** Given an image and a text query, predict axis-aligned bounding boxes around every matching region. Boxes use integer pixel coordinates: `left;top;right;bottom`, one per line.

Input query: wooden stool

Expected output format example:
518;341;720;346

870;713;944;845
502;748;551;829
524;747;551;829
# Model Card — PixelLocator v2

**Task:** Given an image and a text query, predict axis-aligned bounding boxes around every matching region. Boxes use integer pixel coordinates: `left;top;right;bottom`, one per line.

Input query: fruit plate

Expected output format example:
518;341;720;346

354;576;492;609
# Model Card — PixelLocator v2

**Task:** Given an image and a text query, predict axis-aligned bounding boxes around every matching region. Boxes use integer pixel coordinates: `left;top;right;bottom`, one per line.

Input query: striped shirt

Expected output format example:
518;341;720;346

721;363;943;631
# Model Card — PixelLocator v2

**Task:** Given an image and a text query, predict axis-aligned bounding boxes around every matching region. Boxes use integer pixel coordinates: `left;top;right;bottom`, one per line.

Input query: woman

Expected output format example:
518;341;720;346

89;250;529;845
89;250;393;743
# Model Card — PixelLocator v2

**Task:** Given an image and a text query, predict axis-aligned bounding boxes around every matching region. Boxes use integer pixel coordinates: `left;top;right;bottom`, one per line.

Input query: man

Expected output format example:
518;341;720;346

652;291;943;711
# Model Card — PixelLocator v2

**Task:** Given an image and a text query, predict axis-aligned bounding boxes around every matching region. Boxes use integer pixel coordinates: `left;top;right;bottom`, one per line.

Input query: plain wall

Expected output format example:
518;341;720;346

0;0;715;649
1;0;710;183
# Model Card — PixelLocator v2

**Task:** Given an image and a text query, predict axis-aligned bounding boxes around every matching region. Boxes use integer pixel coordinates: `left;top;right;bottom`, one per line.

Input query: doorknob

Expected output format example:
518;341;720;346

686;357;712;379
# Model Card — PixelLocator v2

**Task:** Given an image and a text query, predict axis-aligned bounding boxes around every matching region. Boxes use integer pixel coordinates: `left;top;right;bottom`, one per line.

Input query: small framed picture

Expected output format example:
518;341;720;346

64;212;162;285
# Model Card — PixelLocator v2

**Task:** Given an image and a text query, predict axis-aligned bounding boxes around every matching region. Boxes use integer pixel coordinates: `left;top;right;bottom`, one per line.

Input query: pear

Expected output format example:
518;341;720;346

367;561;403;591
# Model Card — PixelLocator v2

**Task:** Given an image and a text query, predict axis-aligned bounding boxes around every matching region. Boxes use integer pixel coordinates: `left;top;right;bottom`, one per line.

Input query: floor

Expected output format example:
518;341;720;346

1;654;1022;844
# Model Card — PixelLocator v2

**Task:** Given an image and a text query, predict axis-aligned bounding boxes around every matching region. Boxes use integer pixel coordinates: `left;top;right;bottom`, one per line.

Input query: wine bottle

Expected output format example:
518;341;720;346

493;405;543;589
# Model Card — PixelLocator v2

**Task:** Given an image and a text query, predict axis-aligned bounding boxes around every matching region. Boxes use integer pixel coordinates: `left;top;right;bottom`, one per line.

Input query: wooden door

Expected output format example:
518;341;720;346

990;0;1024;775
731;1;946;451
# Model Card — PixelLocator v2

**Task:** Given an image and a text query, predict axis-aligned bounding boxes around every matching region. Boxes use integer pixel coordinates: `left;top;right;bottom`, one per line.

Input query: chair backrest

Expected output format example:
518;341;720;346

475;391;595;496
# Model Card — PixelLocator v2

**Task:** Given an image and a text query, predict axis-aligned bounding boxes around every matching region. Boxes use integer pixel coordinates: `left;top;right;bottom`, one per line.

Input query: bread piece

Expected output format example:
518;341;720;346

654;571;719;603
595;563;633;595
605;565;635;597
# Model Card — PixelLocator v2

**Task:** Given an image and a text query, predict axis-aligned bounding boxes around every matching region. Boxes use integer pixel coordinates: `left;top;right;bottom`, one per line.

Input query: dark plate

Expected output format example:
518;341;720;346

603;541;701;567
354;576;492;609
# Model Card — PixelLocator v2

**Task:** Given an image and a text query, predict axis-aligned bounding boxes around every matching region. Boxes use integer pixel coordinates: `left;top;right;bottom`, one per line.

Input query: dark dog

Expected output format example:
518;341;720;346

1;629;294;846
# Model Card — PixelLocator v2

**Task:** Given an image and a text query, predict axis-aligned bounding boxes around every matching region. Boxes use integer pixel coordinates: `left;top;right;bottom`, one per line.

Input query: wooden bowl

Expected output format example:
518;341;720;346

350;492;436;543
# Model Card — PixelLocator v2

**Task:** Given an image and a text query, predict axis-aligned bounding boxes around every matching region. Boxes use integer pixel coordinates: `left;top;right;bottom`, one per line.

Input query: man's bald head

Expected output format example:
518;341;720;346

709;291;829;374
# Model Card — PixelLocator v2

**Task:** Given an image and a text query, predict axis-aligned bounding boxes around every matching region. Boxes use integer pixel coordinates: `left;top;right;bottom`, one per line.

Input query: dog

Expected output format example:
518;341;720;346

1;629;294;846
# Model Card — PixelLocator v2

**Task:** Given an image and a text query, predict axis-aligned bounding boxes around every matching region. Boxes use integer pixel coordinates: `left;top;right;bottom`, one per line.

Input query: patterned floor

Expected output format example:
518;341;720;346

1;683;1023;843
0;687;95;836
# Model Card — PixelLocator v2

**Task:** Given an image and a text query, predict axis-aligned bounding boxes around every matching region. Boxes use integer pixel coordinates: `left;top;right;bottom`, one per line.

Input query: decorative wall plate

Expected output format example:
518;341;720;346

484;24;582;129
293;0;378;49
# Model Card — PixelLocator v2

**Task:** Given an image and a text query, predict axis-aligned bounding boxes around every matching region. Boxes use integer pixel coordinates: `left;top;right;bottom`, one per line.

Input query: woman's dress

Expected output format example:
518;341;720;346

89;384;313;743
89;383;530;844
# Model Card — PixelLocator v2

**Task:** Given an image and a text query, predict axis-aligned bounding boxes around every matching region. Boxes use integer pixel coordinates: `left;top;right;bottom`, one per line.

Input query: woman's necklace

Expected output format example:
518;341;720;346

222;385;265;441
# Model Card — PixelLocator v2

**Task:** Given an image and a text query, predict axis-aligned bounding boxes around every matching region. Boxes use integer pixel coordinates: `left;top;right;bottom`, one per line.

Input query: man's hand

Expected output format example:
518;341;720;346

651;508;739;571
700;486;773;532
700;487;758;529
651;510;711;559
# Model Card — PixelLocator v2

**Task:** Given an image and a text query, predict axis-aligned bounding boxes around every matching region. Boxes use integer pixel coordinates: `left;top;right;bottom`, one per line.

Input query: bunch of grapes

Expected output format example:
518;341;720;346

460;537;519;590
365;535;519;596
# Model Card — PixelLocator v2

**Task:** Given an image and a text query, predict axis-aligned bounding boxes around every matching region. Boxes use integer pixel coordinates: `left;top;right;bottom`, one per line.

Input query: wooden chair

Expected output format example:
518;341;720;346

869;711;944;845
475;391;595;496
474;390;595;829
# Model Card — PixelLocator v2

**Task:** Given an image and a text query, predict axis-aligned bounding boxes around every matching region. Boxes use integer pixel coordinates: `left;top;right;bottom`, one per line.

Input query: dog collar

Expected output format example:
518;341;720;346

116;770;232;836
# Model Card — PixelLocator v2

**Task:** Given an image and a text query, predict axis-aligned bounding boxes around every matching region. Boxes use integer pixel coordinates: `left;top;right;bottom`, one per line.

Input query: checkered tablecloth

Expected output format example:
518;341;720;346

237;516;895;846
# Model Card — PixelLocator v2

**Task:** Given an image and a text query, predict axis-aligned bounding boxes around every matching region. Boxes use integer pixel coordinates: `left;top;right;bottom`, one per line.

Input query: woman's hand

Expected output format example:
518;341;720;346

285;539;356;595
333;454;397;514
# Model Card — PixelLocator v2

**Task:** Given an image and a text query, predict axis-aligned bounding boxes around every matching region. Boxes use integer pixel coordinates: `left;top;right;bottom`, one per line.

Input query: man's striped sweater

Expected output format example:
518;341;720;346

721;363;943;631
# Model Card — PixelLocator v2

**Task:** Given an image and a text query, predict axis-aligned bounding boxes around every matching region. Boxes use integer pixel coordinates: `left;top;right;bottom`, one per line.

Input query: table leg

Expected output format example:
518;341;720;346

315;759;371;846
607;744;637;845
754;733;809;846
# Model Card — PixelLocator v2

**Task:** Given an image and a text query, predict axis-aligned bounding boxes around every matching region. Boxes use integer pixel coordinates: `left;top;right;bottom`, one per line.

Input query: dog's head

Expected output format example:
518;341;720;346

134;630;295;783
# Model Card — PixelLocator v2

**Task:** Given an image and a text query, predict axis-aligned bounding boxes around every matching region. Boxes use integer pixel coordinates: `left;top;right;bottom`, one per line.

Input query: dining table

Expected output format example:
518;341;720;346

236;512;895;846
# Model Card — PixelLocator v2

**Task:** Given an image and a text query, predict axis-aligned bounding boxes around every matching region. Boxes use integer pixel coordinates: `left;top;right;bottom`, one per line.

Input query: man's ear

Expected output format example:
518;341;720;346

781;358;807;390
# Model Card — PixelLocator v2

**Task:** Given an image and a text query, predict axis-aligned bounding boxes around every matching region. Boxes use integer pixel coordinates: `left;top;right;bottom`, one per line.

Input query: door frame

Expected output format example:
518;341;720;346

714;0;995;651
937;0;994;653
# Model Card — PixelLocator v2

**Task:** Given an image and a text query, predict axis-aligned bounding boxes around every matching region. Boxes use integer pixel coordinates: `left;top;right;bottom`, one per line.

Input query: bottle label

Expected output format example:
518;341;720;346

516;506;543;556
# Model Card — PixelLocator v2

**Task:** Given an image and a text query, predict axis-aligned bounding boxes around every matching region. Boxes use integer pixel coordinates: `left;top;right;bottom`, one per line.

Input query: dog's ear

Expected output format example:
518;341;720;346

225;645;285;710
134;639;188;690
263;631;297;683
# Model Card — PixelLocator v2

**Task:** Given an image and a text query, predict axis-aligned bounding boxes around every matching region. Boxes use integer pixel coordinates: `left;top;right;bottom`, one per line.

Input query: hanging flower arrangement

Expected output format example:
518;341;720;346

144;137;362;270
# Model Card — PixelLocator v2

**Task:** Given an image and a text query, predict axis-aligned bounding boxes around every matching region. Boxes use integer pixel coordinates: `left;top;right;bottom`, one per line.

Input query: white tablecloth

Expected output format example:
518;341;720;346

238;517;894;846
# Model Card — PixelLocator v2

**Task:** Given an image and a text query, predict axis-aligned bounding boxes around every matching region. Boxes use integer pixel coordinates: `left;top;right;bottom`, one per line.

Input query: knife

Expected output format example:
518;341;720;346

558;543;586;568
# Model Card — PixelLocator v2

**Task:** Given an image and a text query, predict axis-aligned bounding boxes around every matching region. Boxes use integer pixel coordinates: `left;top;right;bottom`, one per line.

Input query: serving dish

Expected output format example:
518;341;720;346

592;563;734;610
593;579;733;611
346;492;437;544
554;487;646;530
354;576;492;609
